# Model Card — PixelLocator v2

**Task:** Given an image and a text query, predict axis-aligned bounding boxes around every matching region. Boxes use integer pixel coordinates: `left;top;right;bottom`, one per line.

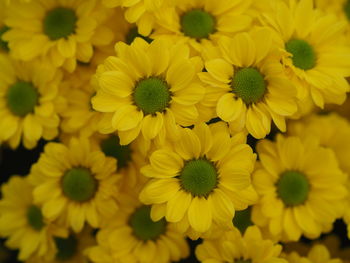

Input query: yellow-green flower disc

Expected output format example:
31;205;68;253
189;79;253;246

26;205;45;231
285;39;316;70
180;9;215;39
43;7;77;40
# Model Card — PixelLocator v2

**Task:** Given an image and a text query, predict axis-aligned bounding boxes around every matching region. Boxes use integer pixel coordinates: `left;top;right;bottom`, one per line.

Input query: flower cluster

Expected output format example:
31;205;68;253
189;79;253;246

0;0;350;262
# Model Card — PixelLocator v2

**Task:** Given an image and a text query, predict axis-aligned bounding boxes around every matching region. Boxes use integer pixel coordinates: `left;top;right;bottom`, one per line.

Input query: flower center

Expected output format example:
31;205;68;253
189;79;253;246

231;68;266;104
126;26;153;44
27;205;45;231
180;159;217;197
277;171;309;206
101;135;132;170
129;206;166;241
6;81;38;117
62;168;97;202
54;235;78;261
133;77;171;115
232;208;252;234
344;0;350;20
285;39;316;70
43;7;77;40
0;26;9;52
180;9;215;39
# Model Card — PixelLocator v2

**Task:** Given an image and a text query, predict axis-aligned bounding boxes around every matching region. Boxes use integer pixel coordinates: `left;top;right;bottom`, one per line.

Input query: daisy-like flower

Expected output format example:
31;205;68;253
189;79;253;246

26;227;96;263
3;0;114;72
139;122;257;235
102;0;174;36
92;38;205;145
87;198;189;263
0;176;67;261
196;226;287;263
0;54;64;149
252;134;348;241
260;0;350;108
152;0;252;53
199;28;298;138
29;137;121;233
284;244;344;263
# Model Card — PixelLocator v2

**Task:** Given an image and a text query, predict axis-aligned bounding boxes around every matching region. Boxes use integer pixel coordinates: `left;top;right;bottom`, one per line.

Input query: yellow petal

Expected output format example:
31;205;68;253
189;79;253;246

246;105;270;139
150;149;183;174
217;93;243;122
188;197;212;232
206;130;231;161
205;58;233;83
171;103;198;126
118;124;142;145
141;112;164;140
23;115;43;142
294;0;315;39
148;39;170;75
174;128;201;160
172;82;205;105
166;59;195;91
166;190;192;222
57;37;76;58
99;71;134;98
193;123;213;156
210;189;234;222
220;168;251;191
112;105;143;131
139;178;180;204
150;203;166;221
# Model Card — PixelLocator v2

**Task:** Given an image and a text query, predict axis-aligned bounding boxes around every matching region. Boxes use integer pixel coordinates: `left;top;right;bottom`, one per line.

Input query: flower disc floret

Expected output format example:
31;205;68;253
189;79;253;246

62;168;97;202
277;171;309;206
180;9;215;39
43;7;77;40
54;235;78;261
285;39;316;70
133;77;171;115
6;81;38;117
26;205;45;231
232;68;266;104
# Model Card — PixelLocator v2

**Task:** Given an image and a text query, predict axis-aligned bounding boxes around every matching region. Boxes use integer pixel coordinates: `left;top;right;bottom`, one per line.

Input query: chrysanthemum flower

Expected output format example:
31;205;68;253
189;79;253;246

260;0;350;108
92;38;205;145
152;0;252;53
284;244;344;263
199;28;298;138
0;54;64;149
87;200;189;263
29;137;121;233
3;0;114;72
196;226;287;263
139;122;256;235
252;134;348;241
0;176;67;261
26;227;96;263
102;0;174;36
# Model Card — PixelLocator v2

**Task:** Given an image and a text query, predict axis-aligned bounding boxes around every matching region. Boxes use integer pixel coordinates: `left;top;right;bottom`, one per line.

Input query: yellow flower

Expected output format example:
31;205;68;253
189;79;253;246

3;0;114;72
152;0;252;53
0;54;63;149
139;122;257;235
252;134;348;241
102;0;174;36
284;244;344;263
0;176;67;261
29;137;121;233
199;28;298;138
260;0;350;108
196;226;287;263
87;198;189;263
92;38;205;145
26;227;96;263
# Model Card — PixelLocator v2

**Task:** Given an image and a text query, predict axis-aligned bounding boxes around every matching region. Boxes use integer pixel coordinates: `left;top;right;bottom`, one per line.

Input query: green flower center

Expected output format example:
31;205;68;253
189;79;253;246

126;26;153;44
233;208;253;234
6;81;38;117
27;205;45;231
62;168;97;202
0;26;9;52
54;235;78;261
180;159;218;197
344;0;350;20
129;206;166;241
133;77;171;115
285;39;316;70
277;171;309;206
232;68;266;104
43;7;77;40
180;9;215;39
101;135;132;170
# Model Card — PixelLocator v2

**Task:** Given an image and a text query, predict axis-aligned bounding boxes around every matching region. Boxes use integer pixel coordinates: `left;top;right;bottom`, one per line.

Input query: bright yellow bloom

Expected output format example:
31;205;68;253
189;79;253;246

92;38;205;145
0;54;64;149
261;0;350;108
87;196;189;263
284;244;344;263
29;137;121;233
199;28;298;138
152;0;252;53
196;226;287;263
252;134;348;241
26;227;96;263
3;0;114;72
139;122;257;236
0;176;67;261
